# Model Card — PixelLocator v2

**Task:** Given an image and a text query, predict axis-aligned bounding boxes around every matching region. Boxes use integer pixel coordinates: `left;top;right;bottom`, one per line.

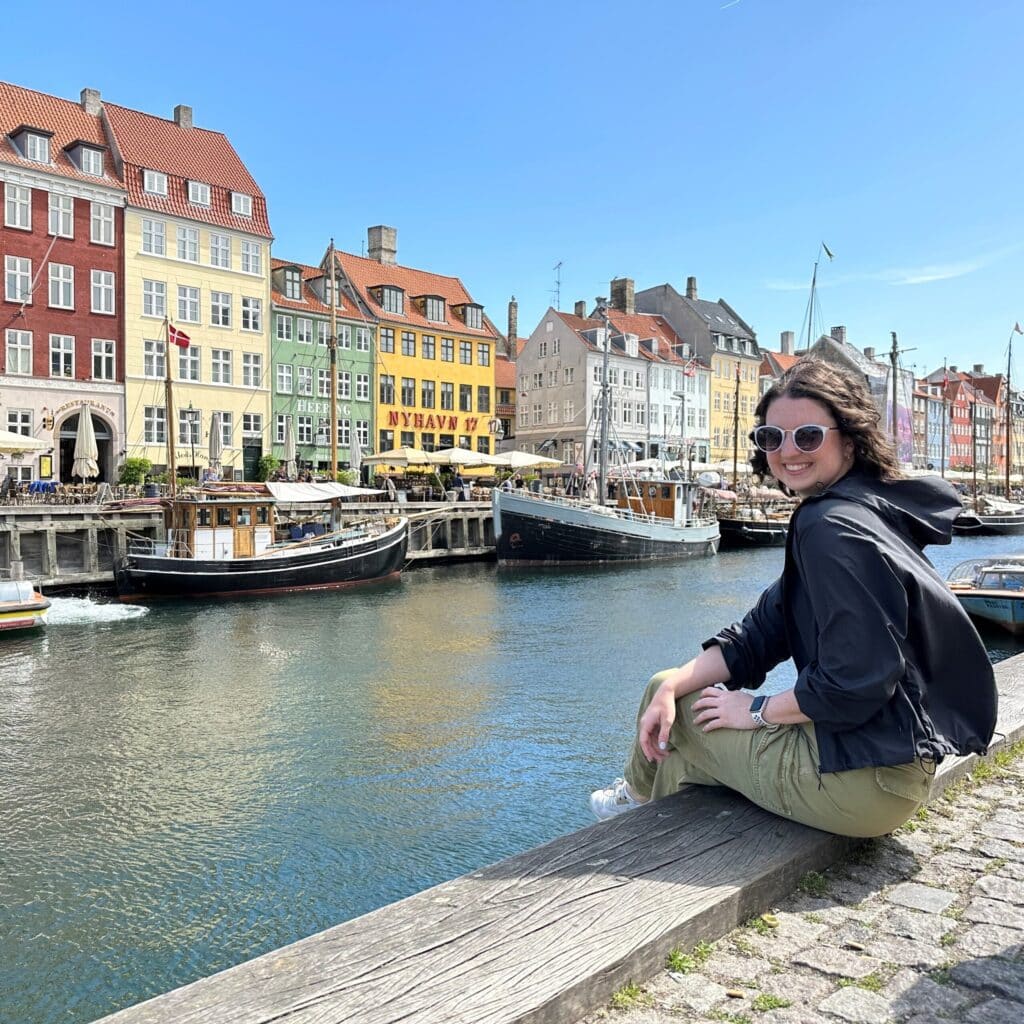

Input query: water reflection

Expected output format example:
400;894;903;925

2;538;1022;1024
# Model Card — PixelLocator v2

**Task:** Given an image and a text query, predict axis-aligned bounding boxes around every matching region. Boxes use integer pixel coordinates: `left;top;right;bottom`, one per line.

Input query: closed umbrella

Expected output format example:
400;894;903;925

71;404;99;479
349;432;362;478
283;415;297;479
208;412;223;468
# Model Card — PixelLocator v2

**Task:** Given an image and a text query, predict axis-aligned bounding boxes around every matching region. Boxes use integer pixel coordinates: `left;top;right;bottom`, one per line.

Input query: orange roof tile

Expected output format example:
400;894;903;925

270;258;337;316
103;102;271;238
0;81;120;186
334;250;499;339
604;310;696;365
495;353;516;388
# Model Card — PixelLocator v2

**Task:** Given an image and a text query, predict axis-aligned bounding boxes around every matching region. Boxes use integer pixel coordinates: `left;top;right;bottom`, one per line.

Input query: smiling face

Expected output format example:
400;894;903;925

763;395;854;497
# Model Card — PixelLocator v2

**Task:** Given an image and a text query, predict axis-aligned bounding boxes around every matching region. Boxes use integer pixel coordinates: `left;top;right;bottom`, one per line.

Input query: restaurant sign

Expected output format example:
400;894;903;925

387;412;480;432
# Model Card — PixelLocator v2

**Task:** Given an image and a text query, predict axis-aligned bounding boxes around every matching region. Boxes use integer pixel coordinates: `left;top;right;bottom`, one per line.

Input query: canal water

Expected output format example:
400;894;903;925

2;535;1021;1024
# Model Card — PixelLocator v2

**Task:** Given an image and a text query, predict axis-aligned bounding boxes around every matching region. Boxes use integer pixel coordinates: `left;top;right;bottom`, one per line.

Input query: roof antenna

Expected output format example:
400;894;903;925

552;260;563;309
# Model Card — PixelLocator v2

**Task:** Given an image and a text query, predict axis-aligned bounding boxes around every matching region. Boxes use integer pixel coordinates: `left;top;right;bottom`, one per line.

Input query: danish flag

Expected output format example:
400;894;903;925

168;323;191;349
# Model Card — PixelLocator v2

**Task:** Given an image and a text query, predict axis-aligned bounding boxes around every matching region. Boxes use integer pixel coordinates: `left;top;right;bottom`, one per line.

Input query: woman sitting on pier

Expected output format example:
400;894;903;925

591;359;997;838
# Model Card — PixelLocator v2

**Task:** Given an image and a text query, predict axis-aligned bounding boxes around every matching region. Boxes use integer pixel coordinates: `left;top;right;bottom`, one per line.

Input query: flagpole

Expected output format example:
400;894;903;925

329;239;339;481
1006;325;1018;498
940;359;947;480
165;317;177;499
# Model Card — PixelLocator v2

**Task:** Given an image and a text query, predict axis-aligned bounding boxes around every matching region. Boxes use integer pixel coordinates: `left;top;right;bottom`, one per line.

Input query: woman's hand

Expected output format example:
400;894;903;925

691;686;759;732
638;683;679;763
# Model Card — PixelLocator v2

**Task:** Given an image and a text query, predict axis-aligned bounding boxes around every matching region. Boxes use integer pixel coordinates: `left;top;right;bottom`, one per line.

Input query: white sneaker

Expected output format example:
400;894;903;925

589;778;645;820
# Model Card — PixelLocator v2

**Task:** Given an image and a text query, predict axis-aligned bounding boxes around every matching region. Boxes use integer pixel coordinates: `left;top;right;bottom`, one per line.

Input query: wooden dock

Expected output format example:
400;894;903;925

90;655;1024;1024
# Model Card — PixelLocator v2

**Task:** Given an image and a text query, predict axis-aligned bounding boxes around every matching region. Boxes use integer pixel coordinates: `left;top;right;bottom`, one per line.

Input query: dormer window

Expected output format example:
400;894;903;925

424;296;445;322
463;303;483;330
79;147;103;176
25;132;50;163
284;268;302;301
188;181;211;206
231;192;252;216
143;170;167;196
380;286;404;315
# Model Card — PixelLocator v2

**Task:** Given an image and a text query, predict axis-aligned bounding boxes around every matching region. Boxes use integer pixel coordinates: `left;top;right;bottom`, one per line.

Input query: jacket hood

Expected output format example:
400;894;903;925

812;469;962;548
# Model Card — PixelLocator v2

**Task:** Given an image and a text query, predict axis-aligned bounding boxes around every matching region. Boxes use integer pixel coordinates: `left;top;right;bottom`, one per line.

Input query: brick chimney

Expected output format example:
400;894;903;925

973;363;985;374
367;225;397;265
685;276;698;300
507;296;518;358
173;104;193;129
780;331;795;356
574;300;587;318
610;277;635;315
950;365;959;373
830;325;847;345
863;347;876;361
80;88;102;115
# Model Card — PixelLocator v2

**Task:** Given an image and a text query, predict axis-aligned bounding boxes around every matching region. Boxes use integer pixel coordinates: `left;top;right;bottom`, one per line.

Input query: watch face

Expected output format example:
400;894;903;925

750;696;767;712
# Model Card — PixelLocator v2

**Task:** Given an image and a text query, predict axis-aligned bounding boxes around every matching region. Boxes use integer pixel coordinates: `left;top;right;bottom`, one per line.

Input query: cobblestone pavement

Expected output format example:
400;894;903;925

578;751;1024;1024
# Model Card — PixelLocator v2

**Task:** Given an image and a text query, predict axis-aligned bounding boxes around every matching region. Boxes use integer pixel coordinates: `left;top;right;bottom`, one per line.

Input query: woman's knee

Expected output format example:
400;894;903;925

640;669;678;708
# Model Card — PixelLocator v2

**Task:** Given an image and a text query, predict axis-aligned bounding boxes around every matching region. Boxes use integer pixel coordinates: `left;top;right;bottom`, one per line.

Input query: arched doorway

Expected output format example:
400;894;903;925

58;411;113;483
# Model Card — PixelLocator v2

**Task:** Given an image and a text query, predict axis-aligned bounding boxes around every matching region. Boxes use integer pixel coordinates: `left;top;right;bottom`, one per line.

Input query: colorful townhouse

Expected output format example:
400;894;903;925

103;99;273;480
333;227;500;456
0;83;126;484
270;258;375;474
634;276;761;463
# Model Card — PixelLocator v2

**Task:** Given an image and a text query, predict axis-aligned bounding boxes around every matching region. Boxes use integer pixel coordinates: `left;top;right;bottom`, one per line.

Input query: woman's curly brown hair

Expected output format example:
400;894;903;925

750;357;902;482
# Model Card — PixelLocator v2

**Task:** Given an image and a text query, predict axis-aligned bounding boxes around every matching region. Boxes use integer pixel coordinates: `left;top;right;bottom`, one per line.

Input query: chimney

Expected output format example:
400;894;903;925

574;300;587;318
973;363;985;374
685;276;698;300
173;104;193;129
80;88;102;115
830;325;847;345
950;365;959;373
507;296;518;357
863;347;876;361
780;330;795;356
367;225;397;265
609;277;635;315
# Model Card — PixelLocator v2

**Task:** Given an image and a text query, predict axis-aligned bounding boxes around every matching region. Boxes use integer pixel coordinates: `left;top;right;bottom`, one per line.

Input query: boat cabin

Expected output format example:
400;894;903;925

167;496;277;560
614;479;695;526
976;567;1024;592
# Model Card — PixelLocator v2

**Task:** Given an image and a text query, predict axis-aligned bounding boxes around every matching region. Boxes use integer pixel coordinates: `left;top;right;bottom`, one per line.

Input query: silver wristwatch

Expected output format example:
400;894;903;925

750;695;771;728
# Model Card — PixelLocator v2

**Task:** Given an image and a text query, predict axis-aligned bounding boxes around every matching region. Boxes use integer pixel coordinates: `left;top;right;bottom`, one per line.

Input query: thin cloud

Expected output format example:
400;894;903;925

881;259;990;287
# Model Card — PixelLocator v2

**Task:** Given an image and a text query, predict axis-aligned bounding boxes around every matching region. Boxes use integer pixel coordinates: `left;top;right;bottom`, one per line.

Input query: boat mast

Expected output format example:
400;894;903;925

329;240;339;480
1006;328;1014;498
597;299;612;504
164;318;177;499
732;360;740;491
940;359;947;479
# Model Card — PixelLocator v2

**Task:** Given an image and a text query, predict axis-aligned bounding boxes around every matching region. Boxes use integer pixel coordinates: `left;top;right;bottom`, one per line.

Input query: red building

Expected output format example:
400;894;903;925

0;83;125;483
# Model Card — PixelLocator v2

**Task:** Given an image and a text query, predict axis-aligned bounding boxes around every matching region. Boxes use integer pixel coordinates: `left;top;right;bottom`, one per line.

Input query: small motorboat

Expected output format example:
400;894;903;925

947;555;1024;634
0;579;51;633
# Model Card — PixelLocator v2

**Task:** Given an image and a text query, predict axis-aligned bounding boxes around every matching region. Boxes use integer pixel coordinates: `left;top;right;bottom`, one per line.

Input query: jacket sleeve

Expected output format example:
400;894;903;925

792;513;909;730
702;576;790;691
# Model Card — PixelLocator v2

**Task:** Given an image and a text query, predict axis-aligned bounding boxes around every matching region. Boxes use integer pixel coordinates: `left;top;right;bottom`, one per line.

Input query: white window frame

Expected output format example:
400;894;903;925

141;218;165;255
210;291;231;327
90;202;114;245
297;416;313;445
80;147;103;176
176;226;199;263
7;409;32;436
242;353;262;388
142;279;166;318
4;256;31;303
338;370;351;400
317;368;330;397
356;373;370;401
277;363;293;394
212;349;232;384
339;324;351;349
49;263;74;309
297;365;313;396
91;270;115;314
5;329;32;375
4;184;31;230
231;192;253;216
241;297;262;332
356;327;371;351
143;339;166;379
219;411;233;447
275;414;287;444
276;315;293;342
209;233;230;268
177;285;200;323
25;133;50;163
49;194;74;237
49;333;74;378
144;406;166;444
143;170;167;196
188;181;211;206
179;345;201;382
242;413;262;437
296;317;313;344
240;241;262;275
92;338;115;380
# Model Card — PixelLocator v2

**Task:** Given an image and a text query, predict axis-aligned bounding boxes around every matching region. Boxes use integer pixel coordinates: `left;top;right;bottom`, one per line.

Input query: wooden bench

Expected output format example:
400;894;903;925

94;655;1024;1024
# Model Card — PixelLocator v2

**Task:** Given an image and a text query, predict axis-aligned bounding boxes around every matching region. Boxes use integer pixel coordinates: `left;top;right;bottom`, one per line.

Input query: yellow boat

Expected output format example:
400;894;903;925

0;580;51;634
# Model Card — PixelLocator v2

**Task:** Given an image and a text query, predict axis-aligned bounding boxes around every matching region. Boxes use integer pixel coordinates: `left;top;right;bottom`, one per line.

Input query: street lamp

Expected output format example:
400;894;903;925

672;390;687;476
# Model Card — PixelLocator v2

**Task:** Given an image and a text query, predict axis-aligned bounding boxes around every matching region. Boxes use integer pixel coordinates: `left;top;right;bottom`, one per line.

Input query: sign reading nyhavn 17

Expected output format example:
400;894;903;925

387;412;480;432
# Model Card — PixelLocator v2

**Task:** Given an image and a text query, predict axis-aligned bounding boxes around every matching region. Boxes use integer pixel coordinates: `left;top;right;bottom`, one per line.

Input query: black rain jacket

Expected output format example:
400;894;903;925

705;469;997;774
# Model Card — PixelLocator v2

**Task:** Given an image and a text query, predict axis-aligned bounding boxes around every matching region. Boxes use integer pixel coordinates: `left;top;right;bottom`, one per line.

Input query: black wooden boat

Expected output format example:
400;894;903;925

114;489;407;601
717;511;790;549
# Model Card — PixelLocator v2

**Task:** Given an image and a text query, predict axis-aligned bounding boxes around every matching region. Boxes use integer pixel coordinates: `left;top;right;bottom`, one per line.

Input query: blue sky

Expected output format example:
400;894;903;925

6;0;1023;379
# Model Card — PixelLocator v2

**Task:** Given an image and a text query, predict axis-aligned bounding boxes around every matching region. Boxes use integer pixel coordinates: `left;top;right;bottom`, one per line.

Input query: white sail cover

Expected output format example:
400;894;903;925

265;482;384;502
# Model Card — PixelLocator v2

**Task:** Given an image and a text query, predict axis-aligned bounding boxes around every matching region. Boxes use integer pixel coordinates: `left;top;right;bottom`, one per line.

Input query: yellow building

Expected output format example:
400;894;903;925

334;227;500;457
104;101;273;479
709;350;762;463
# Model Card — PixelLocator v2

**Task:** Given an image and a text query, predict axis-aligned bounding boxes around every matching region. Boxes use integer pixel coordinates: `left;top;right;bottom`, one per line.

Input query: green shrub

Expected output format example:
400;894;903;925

256;455;280;482
118;457;152;485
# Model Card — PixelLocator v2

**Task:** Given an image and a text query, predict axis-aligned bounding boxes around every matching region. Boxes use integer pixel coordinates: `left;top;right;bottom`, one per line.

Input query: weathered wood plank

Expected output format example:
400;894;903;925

94;655;1024;1024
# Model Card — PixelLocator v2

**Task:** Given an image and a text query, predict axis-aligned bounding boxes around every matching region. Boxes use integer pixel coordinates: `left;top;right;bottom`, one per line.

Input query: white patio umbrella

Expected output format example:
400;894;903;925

283;415;297;478
428;447;504;467
0;428;46;454
71;405;99;479
208;412;223;468
362;446;433;467
491;450;563;470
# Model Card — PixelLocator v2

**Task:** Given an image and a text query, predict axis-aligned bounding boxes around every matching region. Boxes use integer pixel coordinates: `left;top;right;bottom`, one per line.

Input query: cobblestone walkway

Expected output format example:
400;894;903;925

578;750;1024;1024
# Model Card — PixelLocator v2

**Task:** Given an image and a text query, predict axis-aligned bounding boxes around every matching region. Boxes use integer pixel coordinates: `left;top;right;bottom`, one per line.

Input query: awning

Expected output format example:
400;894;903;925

265;482;384;502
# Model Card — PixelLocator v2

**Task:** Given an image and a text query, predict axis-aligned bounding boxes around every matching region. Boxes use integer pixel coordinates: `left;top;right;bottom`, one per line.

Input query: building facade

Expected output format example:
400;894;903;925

104;99;273;480
0;83;126;484
270;259;375;475
335;227;499;457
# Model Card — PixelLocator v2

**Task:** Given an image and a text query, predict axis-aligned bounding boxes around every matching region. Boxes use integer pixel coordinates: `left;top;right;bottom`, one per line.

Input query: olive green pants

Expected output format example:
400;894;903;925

625;671;934;838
